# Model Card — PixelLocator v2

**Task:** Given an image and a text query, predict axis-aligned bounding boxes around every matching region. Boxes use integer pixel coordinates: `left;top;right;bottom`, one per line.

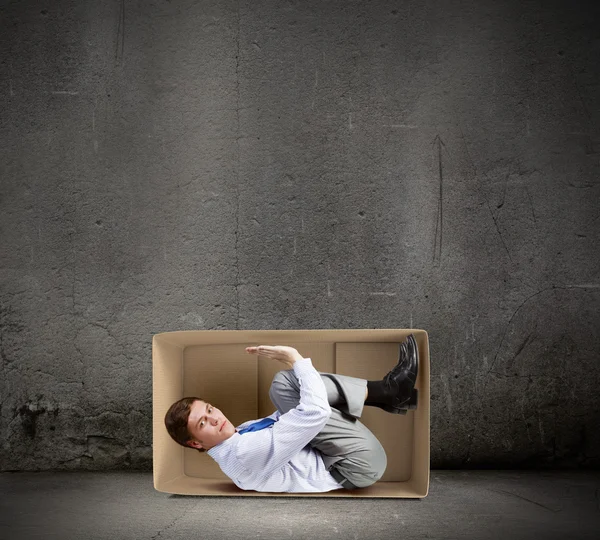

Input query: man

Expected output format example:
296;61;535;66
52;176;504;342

164;334;419;493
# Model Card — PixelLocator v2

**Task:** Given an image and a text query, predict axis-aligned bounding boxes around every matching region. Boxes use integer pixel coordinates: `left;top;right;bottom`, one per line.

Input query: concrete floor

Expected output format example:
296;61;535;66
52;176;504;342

0;470;598;540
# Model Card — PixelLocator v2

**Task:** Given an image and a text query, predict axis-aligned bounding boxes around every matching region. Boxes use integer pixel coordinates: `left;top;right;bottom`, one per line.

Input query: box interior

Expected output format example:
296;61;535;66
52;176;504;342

153;329;430;497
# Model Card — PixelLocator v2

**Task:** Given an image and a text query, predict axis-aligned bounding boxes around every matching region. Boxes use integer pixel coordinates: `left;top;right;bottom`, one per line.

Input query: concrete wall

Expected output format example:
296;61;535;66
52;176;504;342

1;0;598;471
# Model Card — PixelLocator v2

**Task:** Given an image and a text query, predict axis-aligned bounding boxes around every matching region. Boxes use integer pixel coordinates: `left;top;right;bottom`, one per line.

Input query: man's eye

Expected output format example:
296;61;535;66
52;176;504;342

200;408;213;427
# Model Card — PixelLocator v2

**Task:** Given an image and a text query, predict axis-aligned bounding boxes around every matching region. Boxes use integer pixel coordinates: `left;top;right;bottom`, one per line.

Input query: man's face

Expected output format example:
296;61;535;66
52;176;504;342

186;400;234;451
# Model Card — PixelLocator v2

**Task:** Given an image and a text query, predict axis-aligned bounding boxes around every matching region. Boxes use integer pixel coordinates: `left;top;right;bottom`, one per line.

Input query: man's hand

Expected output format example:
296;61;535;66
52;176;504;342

245;345;303;367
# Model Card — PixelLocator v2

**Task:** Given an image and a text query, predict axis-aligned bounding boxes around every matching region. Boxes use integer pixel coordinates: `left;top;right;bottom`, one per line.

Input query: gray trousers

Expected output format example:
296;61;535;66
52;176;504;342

268;369;387;489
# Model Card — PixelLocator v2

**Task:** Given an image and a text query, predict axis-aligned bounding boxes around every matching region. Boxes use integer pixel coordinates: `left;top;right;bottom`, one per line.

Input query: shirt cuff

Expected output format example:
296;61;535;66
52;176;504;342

292;356;313;378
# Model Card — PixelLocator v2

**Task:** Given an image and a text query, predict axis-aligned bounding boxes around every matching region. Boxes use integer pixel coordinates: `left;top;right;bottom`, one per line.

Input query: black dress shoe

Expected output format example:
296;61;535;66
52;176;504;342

381;334;419;414
398;341;409;368
381;390;418;414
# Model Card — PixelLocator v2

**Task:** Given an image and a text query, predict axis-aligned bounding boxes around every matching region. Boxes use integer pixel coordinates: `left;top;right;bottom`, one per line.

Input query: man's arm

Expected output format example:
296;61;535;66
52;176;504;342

235;356;331;475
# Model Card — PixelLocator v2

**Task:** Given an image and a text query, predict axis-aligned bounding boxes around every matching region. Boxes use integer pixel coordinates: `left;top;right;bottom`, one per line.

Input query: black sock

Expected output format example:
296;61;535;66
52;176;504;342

365;380;389;407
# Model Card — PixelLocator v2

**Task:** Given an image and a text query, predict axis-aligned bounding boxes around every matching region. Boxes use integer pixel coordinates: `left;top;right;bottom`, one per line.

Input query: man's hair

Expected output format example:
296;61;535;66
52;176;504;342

164;396;207;453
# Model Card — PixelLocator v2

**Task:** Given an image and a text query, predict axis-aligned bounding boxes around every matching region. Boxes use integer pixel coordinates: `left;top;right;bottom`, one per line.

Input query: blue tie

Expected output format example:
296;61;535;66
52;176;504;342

238;417;277;435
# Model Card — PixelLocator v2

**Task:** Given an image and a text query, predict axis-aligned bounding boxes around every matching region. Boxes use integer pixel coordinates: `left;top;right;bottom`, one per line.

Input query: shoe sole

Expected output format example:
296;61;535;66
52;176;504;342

385;335;419;414
405;333;418;379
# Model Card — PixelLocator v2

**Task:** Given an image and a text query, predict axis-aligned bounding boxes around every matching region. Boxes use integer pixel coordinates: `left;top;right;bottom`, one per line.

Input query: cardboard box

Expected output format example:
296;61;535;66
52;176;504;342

152;329;430;497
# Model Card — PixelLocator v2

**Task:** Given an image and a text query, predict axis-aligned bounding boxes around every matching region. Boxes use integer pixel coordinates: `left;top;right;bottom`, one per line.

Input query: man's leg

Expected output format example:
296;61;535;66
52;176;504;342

269;369;387;489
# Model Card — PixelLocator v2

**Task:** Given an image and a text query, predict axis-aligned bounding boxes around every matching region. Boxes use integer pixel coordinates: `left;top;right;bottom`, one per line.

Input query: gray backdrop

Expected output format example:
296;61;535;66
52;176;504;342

0;0;598;471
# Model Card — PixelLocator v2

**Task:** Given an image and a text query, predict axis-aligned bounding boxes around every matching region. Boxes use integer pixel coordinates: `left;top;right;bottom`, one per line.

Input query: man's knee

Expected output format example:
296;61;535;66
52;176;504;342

269;370;294;401
359;439;387;485
372;442;387;481
340;438;388;488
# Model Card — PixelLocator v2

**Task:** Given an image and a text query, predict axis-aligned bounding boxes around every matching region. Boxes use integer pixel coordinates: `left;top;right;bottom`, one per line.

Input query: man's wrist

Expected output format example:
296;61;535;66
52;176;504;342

289;353;304;365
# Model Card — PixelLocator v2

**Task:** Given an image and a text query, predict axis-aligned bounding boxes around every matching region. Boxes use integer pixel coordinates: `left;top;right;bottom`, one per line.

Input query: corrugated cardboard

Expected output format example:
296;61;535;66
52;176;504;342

152;329;430;497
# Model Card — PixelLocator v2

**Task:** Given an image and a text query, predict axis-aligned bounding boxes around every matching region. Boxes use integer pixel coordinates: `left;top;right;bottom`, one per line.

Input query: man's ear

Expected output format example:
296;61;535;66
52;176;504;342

187;439;203;450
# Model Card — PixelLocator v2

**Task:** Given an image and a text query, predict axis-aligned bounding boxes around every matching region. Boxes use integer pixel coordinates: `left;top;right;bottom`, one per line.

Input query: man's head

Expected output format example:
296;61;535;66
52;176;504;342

164;397;235;452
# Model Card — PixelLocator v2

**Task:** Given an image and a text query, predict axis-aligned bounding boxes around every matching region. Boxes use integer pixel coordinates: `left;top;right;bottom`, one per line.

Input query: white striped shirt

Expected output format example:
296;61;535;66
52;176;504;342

207;357;345;493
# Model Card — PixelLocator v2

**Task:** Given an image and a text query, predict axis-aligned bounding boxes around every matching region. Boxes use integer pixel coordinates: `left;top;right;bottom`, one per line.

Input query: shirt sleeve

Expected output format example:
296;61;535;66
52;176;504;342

235;357;331;476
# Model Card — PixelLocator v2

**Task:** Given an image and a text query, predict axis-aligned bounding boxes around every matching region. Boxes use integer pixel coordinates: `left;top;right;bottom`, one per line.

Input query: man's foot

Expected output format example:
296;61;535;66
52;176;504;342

381;334;419;414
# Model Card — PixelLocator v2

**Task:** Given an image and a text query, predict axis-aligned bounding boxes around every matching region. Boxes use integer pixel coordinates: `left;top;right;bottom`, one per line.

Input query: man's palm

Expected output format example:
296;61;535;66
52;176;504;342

246;345;300;365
